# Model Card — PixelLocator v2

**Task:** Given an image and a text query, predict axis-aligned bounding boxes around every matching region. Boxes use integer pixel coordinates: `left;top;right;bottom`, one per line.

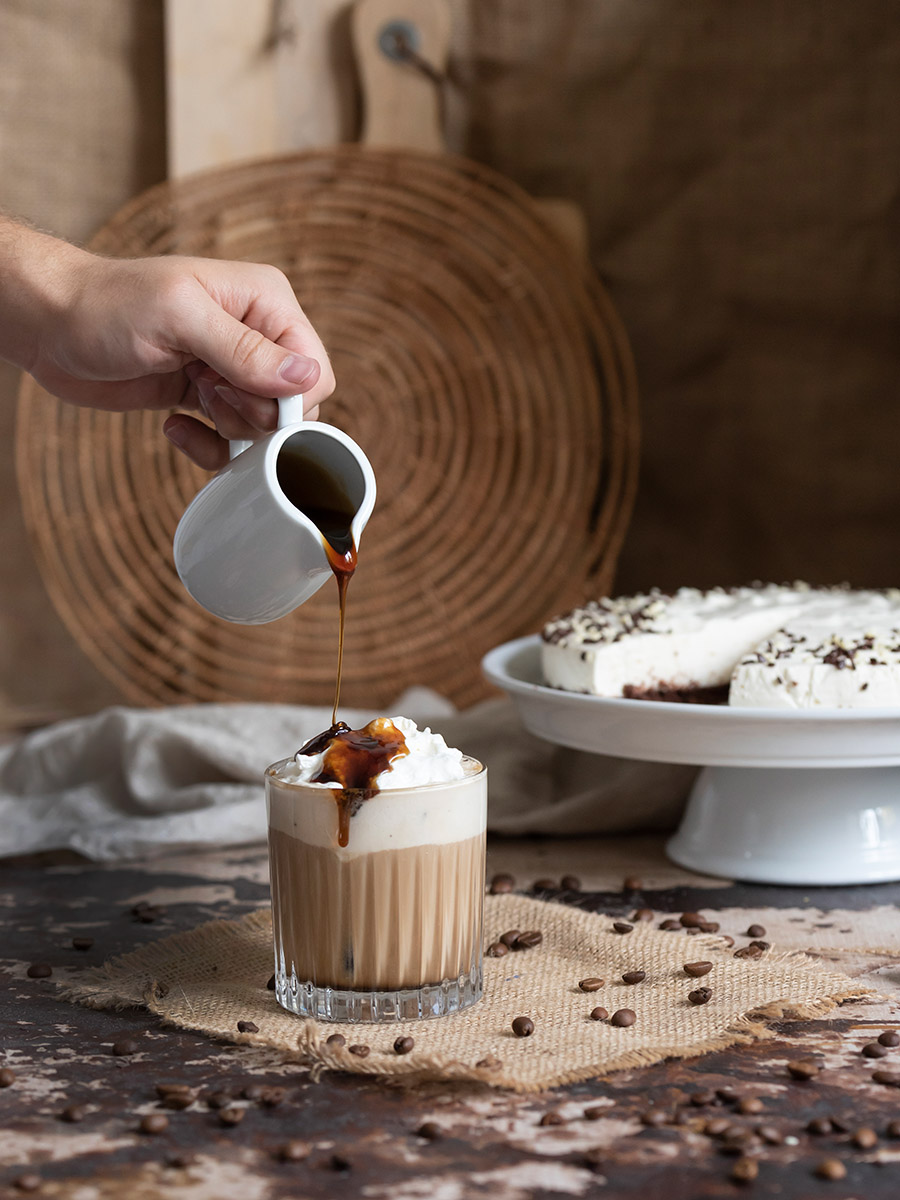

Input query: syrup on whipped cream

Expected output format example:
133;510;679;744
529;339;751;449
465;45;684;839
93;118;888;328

542;584;900;709
275;716;469;846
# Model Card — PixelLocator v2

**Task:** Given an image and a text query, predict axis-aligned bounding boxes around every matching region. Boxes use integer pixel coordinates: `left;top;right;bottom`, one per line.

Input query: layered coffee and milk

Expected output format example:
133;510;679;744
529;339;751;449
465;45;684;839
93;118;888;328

267;717;486;1000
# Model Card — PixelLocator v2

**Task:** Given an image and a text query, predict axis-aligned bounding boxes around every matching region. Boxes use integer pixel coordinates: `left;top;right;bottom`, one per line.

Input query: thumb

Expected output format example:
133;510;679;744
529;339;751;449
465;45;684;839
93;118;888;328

182;298;320;396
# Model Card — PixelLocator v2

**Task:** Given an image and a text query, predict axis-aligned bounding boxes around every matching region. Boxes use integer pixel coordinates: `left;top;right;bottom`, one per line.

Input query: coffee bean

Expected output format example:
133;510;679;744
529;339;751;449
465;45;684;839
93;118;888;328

168;1154;196;1169
219;1107;245;1127
807;1116;833;1135
161;1093;194;1111
260;1086;285;1107
671;1108;693;1126
278;1139;311;1162
329;1153;351;1171
863;1041;889;1058
513;930;543;950
632;908;654;922
658;918;681;931
325;1034;345;1048
737;1097;764;1115
417;1122;441;1140
879;1030;900;1047
684;961;713;978
690;1089;716;1107
237;1021;258;1034
622;970;645;984
560;874;581;891
579;977;604;992
787;1059;820;1080
730;1156;759;1183
623;875;643;891
532;878;557;892
489;872;515;894
746;924;766;938
394;1037;415;1055
721;1124;754;1146
584;1105;605;1120
241;1084;266;1102
475;1055;502;1070
26;963;52;979
828;1114;850;1133
590;1006;609;1021
512;1016;534;1038
641;1109;668;1126
886;1119;900;1138
206;1092;232;1110
112;1038;139;1057
872;1070;900;1087
487;941;509;958
500;929;521;948
155;1083;193;1100
685;927;702;935
680;912;704;928
720;935;735;947
133;905;167;923
0;1068;16;1087
266;974;276;990
348;1044;370;1058
612;922;633;934
757;1124;783;1145
140;1113;169;1135
60;1104;88;1123
704;1117;731;1137
610;1008;636;1027
689;987;712;1005
814;1158;846;1181
734;945;763;959
852;1126;878;1149
71;938;94;951
699;921;720;933
539;1111;565;1126
13;1174;41;1193
749;940;770;952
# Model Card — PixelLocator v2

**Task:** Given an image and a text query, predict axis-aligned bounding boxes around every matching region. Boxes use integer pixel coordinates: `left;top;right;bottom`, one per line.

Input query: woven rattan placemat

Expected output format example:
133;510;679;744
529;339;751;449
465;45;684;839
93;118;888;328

62;896;870;1093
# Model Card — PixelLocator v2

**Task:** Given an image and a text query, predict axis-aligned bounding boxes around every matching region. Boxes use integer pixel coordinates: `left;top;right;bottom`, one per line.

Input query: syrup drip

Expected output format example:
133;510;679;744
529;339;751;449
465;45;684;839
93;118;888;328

310;718;409;847
275;445;359;724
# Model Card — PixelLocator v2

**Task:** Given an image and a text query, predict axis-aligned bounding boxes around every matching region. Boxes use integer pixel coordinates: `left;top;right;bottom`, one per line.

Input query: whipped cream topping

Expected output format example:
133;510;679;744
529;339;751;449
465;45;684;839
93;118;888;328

283;716;467;790
267;717;484;855
542;584;900;709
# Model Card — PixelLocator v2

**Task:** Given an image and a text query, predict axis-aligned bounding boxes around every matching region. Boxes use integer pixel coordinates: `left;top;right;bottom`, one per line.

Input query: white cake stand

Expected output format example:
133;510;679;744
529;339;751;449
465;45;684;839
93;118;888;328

482;635;900;886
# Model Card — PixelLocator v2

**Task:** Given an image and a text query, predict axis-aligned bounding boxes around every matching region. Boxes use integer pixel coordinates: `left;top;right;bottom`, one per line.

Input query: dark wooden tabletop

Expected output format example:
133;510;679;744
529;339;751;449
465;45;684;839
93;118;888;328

2;836;899;1199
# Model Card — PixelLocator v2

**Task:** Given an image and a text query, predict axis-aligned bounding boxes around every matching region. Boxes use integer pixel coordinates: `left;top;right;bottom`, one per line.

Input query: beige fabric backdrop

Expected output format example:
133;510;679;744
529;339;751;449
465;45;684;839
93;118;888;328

1;0;898;718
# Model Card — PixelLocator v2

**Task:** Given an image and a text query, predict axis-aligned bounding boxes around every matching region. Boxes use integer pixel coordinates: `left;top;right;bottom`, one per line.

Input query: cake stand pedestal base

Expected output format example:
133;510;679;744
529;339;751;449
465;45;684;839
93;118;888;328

667;766;900;885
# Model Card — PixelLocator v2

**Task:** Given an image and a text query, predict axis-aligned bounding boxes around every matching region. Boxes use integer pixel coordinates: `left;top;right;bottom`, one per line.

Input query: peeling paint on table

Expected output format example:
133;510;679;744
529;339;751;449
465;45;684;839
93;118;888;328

2;838;900;1198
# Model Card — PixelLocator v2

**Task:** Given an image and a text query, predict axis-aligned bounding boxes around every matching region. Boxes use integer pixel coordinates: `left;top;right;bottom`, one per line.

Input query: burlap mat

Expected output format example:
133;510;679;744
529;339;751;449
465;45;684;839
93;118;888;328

62;896;871;1093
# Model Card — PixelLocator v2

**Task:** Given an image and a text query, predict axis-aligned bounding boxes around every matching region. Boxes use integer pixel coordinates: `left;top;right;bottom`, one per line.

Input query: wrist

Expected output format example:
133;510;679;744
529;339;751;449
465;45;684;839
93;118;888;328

0;216;92;373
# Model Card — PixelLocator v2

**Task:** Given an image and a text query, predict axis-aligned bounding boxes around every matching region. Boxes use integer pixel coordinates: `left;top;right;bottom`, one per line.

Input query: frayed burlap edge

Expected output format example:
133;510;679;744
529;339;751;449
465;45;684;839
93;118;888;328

58;899;877;1094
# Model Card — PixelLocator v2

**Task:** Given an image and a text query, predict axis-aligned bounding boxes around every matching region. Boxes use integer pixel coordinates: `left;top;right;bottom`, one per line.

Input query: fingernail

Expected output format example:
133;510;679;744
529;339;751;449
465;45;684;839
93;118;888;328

164;422;187;449
214;384;239;405
279;354;319;385
197;378;216;408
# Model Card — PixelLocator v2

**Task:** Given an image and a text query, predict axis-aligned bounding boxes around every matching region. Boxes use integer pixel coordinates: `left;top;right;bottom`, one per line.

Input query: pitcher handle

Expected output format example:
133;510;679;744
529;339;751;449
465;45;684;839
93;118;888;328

229;395;305;460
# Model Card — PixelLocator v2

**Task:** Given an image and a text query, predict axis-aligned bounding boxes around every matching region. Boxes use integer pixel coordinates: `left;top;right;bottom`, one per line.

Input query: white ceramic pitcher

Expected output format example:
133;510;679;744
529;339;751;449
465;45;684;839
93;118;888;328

173;396;376;624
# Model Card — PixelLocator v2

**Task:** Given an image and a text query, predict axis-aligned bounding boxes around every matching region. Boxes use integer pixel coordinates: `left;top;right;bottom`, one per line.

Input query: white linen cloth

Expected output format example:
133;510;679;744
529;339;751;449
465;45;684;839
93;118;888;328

0;691;696;860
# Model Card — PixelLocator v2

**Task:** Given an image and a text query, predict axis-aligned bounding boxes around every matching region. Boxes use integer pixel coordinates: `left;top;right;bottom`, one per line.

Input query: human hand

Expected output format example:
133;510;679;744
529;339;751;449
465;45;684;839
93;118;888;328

2;220;335;469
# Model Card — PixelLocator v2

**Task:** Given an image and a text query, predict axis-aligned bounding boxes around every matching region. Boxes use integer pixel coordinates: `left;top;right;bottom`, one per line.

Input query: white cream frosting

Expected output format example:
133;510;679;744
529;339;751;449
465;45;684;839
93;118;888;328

267;718;485;855
542;585;900;709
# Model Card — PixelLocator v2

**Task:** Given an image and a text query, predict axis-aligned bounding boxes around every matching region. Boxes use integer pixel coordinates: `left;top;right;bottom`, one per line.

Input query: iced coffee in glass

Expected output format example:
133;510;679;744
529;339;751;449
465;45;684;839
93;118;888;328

266;716;487;1022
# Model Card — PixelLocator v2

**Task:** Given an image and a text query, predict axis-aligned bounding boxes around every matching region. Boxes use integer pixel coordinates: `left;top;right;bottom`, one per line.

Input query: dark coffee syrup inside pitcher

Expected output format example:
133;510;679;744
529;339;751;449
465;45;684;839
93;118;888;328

299;718;409;847
276;447;358;725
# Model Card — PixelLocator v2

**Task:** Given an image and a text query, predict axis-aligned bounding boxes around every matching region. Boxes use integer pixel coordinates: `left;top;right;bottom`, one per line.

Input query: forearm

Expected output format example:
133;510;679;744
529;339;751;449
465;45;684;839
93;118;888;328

0;215;89;374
